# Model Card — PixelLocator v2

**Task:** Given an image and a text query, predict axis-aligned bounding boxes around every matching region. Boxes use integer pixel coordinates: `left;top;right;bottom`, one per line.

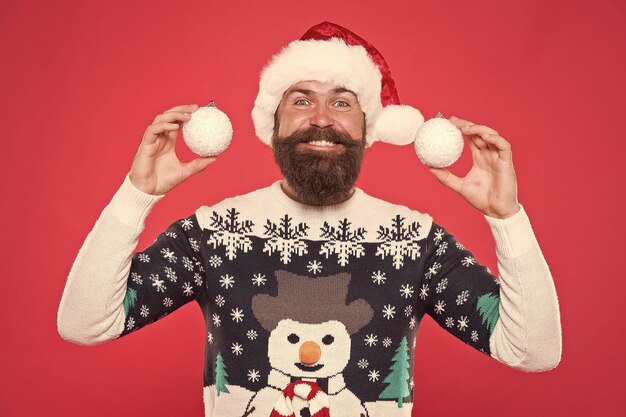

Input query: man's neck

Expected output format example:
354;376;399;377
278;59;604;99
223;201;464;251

281;179;355;206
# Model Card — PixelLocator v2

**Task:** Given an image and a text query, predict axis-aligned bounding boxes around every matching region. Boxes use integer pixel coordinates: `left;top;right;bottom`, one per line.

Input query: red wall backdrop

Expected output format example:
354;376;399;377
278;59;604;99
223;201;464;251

1;0;624;416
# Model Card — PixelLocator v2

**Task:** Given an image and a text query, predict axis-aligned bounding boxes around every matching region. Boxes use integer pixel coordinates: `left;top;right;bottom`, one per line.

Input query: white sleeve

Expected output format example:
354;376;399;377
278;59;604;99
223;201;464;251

57;174;164;345
485;204;562;371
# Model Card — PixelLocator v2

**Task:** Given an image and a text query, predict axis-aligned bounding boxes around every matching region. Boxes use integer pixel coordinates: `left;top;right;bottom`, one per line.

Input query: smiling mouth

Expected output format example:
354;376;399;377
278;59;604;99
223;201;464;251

294;363;325;372
300;141;343;151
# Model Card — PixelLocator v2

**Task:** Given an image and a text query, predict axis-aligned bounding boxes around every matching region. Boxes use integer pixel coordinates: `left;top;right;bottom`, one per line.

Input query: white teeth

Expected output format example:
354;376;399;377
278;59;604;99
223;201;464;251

308;140;335;147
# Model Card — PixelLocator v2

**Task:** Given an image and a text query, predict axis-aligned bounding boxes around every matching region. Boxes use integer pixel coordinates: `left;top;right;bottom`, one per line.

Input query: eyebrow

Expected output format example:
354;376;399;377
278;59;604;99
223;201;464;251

286;87;357;98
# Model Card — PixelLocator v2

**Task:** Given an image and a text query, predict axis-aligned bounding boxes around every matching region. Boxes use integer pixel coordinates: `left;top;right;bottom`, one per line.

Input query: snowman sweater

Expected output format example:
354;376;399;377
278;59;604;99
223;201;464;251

58;174;562;417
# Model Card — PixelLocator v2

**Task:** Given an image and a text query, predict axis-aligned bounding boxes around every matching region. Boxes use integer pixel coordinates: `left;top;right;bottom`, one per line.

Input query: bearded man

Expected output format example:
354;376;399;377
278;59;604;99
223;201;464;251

58;21;561;417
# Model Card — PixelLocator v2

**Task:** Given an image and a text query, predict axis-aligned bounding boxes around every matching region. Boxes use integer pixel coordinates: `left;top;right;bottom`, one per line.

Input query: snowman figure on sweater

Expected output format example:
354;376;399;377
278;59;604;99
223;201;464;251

244;270;374;417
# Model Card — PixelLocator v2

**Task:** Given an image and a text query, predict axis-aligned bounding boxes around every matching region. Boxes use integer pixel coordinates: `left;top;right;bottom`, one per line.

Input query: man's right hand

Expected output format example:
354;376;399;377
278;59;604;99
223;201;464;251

129;104;217;196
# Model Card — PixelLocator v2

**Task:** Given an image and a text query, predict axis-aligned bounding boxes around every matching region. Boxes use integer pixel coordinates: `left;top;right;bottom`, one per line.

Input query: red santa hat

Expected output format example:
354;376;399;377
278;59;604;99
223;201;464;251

251;21;427;148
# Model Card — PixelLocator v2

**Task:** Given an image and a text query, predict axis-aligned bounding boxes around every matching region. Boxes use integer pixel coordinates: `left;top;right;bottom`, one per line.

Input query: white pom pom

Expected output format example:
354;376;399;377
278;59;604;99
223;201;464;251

182;102;233;156
373;105;424;146
414;117;463;168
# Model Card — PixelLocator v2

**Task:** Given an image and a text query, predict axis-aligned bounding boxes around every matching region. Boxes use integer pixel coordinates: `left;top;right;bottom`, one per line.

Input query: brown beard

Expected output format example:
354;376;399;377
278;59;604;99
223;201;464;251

272;125;366;206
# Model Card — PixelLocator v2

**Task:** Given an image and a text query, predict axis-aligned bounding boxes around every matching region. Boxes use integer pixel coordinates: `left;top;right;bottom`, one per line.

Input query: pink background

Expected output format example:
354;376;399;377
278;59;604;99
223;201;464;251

1;0;624;416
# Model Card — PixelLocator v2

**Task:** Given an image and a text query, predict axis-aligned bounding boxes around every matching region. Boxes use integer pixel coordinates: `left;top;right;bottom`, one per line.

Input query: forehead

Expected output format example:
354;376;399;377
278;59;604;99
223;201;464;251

282;80;358;99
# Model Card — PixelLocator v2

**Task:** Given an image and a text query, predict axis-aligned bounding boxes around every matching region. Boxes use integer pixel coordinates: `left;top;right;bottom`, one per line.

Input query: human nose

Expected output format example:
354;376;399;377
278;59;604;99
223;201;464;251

309;103;334;129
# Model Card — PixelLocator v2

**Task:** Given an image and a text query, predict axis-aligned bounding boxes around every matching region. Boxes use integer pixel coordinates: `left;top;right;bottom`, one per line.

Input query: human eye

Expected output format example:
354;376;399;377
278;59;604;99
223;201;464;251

294;98;310;106
333;99;351;109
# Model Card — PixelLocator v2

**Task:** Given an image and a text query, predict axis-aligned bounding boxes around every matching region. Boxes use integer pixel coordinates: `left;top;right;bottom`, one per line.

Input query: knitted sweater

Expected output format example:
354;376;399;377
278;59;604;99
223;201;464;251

57;174;562;417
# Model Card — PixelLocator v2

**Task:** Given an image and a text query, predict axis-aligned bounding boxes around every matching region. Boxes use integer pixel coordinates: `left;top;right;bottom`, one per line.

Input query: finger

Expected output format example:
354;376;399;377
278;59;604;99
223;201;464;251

181;156;217;180
448;116;475;130
461;124;499;137
478;134;512;162
165;104;199;113
154;111;193;124
144;122;180;144
428;166;464;194
467;134;487;152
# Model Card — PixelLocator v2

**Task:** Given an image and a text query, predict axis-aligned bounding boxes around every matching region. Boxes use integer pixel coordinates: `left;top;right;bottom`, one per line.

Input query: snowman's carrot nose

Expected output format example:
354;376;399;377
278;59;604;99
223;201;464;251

299;341;321;365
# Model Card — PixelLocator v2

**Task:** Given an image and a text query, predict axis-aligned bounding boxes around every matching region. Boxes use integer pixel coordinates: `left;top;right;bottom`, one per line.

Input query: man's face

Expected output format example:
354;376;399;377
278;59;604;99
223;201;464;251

272;80;367;206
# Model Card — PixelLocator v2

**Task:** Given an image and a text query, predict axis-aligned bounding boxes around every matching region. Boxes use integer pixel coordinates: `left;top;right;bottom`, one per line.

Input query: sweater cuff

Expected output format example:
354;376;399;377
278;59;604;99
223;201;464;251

107;173;165;228
483;204;536;259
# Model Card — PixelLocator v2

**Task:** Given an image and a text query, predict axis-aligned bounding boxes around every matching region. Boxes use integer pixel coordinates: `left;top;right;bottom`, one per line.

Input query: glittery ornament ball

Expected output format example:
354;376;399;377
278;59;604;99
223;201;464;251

414;118;464;168
182;103;233;156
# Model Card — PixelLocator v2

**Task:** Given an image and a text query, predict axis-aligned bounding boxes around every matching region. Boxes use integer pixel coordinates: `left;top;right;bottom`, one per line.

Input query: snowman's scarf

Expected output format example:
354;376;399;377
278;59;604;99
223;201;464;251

270;380;330;417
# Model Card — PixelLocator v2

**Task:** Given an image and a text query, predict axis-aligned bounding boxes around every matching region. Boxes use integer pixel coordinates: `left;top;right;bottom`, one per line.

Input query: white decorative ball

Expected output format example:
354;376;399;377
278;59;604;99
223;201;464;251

414;117;464;168
182;102;233;156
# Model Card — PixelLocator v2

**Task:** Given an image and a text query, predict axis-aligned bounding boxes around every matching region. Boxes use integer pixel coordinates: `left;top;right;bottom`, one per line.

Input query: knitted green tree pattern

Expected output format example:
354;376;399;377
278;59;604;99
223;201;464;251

379;336;410;407
123;287;137;316
477;292;500;335
215;352;230;396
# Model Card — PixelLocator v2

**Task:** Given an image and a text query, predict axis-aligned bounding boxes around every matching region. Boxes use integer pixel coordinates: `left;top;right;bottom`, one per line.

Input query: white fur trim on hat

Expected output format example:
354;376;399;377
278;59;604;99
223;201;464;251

251;38;383;147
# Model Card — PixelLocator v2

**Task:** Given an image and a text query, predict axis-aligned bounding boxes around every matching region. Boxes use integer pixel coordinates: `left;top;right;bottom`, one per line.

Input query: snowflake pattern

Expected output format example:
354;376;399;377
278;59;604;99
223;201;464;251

436;241;448;256
220;274;235;289
409;316;417;329
436;277;448;293
405;305;413;317
149;274;166;292
194;273;203;286
182;256;194;271
209;255;222;268
456;290;470;305
164;267;177;282
358;359;369;369
188;237;200;252
419;284;429;300
207;208;254;261
400;284;414;299
263;215;309;264
376;215;422;269
251;273;266;286
231;342;243;355
178;282;191;296
382;304;396;320
165;231;177;239
445;317;454;328
455;242;465;251
364;333;378;347
461;256;476;267
307;260;323;275
247;330;258;340
138;253;150;263
207;331;213;344
368;370;380;382
131;272;142;285
126;316;135;331
433;228;444;244
140;305;149;317
319;219;366;266
371;271;387;285
160;248;177;263
457;316;469;331
382;337;392;348
231;308;244;323
215;295;225;308
247;369;260;382
212;313;221;327
163;298;173;307
434;300;446;314
180;218;194;230
425;262;442;280
471;330;479;342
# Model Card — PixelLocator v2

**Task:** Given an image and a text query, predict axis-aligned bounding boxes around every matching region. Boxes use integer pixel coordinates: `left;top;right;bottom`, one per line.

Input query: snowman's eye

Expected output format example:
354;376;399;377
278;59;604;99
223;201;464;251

322;335;334;345
288;333;300;344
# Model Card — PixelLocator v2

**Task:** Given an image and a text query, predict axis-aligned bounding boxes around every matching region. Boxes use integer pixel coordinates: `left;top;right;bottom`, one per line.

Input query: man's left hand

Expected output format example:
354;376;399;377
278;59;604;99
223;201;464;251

428;116;520;219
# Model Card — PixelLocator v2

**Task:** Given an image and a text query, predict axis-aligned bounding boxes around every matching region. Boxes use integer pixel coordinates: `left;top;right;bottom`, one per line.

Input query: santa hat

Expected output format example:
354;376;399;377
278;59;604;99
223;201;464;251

251;21;429;148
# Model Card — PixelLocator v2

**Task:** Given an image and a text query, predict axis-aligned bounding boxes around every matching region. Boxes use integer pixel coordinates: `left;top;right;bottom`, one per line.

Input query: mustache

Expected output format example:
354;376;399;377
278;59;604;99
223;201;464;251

279;126;362;147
